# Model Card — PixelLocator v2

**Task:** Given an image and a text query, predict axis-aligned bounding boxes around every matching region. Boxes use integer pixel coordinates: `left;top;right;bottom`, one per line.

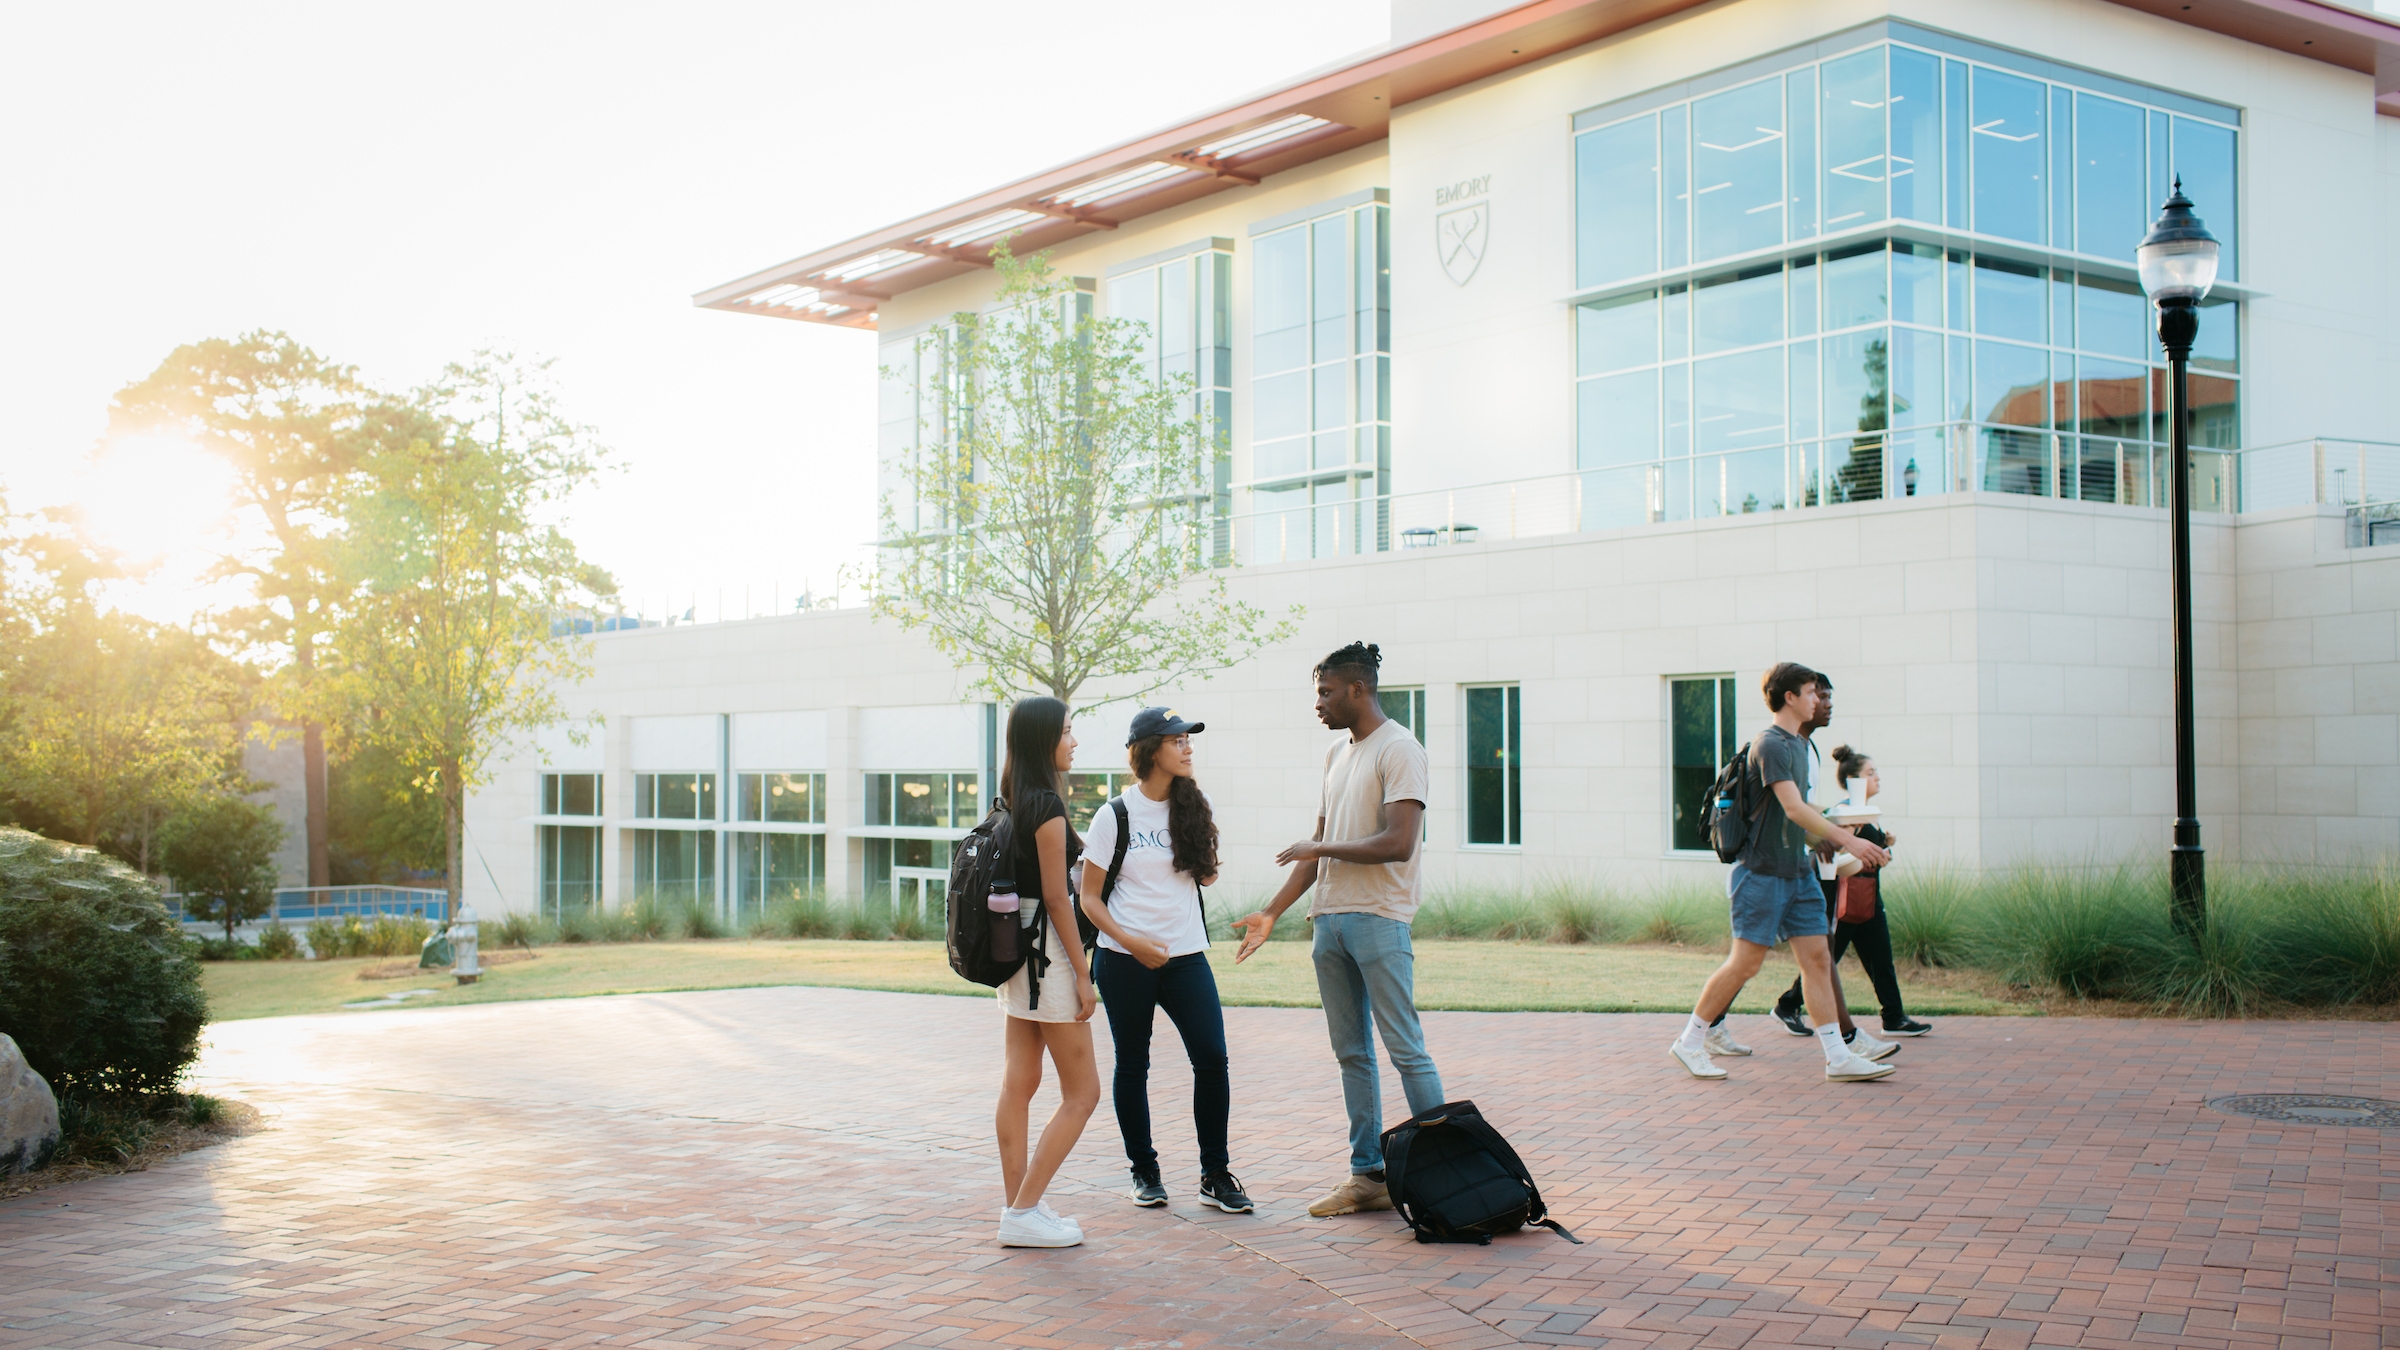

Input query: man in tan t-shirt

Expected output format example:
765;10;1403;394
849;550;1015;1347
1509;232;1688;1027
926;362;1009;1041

1233;641;1443;1218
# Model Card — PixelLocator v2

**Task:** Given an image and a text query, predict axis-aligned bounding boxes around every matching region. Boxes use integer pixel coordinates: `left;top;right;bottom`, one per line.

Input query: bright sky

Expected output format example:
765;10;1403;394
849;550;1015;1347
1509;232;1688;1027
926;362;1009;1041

0;0;1388;627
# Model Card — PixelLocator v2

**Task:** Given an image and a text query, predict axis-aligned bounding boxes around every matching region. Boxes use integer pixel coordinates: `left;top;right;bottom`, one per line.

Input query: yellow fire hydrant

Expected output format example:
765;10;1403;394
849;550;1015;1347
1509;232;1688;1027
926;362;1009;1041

452;903;482;985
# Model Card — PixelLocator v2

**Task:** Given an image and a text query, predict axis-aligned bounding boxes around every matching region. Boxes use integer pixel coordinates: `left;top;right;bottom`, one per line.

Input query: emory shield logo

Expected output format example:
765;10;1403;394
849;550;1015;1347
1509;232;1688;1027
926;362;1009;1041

1437;201;1488;284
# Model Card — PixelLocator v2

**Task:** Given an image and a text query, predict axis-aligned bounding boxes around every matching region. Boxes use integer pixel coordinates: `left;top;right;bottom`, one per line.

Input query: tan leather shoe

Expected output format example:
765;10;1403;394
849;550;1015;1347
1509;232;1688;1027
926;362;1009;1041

1307;1173;1394;1217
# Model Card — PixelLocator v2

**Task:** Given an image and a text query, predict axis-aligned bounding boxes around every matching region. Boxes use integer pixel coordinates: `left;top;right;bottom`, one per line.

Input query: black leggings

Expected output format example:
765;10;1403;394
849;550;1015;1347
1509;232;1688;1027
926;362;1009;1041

1093;948;1230;1175
1777;877;1908;1023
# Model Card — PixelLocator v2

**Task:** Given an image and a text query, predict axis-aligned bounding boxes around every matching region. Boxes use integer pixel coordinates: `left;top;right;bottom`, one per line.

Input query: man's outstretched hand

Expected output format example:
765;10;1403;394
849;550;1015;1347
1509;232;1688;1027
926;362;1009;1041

1231;911;1276;963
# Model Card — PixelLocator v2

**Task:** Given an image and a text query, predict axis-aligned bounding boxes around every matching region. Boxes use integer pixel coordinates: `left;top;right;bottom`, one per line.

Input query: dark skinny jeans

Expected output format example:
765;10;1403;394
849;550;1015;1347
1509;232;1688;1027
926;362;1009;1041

1093;948;1231;1176
1777;876;1909;1024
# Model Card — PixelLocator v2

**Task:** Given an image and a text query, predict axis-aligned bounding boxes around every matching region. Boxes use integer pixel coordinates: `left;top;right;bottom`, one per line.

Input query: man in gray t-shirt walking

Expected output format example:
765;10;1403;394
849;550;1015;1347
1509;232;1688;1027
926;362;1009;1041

1669;662;1894;1084
1233;641;1440;1219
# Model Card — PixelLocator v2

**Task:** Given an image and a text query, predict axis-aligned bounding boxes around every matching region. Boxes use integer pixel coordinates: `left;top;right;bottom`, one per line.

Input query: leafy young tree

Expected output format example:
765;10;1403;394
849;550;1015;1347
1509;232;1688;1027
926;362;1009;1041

871;243;1297;706
107;332;367;888
328;354;611;919
156;793;286;942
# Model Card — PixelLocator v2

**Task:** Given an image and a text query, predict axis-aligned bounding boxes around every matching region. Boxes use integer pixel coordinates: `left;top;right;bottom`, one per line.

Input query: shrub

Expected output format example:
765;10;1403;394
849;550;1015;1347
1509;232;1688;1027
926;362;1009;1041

596;906;638;942
304;917;346;958
889;907;931;941
1961;866;2162;997
0;828;208;1101
767;893;838;938
555;908;598;944
194;936;262;961
363;913;432;957
623;898;672;941
1885;870;1970;967
183;1092;227;1126
56;1093;158;1165
255;922;301;960
490;910;540;949
677;903;725;941
1636;888;1723;947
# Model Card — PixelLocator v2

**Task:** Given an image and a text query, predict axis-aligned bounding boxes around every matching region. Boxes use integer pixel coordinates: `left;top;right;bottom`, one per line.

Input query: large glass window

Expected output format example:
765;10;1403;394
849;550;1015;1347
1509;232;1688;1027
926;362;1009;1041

629;828;713;906
736;772;824;824
1107;247;1234;556
635;772;715;821
862;837;952;932
730;832;825;925
542;773;601;817
1574;243;2241;525
1464;685;1521;848
538;825;601;917
1667;677;1739;853
1065;771;1138;827
1248;199;1390;561
863;771;981;828
1575;40;2238;282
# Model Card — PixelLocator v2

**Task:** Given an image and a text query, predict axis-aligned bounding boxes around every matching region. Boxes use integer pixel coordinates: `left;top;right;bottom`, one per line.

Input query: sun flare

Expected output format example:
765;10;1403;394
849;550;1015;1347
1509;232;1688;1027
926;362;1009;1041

74;433;237;564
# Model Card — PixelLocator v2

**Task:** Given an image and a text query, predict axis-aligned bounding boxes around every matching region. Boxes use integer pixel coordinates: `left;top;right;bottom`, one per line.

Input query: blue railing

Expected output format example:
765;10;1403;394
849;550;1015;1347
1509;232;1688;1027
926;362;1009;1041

167;884;447;926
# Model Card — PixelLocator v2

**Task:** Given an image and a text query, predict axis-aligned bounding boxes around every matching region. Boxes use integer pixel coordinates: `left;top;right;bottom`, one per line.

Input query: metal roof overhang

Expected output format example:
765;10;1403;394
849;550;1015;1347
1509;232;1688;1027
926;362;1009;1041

696;0;2400;332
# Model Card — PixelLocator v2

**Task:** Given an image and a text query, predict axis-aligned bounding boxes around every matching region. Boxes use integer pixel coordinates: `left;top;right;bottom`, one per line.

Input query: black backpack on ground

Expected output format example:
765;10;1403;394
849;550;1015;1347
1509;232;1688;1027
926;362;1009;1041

1381;1100;1582;1246
1700;739;1759;864
945;802;1022;987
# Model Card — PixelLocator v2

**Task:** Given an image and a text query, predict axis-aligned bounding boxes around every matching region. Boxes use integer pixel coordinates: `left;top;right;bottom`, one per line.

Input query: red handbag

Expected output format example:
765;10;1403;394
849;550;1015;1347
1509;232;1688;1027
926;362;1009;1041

1836;872;1879;924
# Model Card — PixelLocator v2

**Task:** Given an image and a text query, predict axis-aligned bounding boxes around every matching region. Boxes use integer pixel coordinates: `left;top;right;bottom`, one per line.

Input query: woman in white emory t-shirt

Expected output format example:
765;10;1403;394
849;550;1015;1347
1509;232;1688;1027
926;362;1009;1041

1078;706;1254;1216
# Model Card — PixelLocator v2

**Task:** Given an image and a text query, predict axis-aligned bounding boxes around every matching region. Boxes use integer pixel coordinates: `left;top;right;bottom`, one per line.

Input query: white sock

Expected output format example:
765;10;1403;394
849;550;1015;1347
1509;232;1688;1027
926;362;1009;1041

1815;1022;1848;1065
1678;1013;1710;1052
1004;1205;1034;1218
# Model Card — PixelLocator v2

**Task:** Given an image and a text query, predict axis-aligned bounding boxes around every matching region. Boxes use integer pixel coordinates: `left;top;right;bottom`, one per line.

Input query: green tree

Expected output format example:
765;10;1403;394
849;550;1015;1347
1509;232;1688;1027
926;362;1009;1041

107;332;367;888
328;354;611;918
156;794;285;942
0;509;247;866
871;243;1297;705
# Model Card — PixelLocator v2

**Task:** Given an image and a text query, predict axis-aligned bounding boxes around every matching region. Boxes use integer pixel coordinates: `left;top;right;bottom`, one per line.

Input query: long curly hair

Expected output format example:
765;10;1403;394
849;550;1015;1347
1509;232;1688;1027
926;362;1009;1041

1129;735;1218;884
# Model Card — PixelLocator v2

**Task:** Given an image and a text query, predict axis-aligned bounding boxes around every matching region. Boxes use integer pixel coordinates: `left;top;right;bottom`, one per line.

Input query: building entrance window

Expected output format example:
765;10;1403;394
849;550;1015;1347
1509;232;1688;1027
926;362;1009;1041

864;837;953;933
1667;676;1739;853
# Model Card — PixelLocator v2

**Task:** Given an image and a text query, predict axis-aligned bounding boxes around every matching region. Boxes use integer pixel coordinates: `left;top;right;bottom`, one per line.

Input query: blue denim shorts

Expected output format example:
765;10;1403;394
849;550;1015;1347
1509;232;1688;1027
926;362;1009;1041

1727;863;1830;946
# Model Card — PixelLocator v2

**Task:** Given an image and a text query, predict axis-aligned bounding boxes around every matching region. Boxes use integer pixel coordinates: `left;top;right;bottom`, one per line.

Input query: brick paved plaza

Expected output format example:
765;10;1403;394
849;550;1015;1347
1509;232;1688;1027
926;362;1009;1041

1;985;2394;1349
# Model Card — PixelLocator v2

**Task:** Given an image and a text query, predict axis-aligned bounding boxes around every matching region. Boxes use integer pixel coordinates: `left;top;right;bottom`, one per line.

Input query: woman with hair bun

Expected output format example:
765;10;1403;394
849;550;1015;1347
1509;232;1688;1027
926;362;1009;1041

1822;746;1930;1037
1080;707;1255;1216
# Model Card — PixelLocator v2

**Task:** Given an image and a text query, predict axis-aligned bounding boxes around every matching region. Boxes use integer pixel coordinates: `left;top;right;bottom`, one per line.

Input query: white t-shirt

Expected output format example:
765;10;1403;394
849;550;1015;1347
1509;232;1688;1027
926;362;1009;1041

1083;789;1211;958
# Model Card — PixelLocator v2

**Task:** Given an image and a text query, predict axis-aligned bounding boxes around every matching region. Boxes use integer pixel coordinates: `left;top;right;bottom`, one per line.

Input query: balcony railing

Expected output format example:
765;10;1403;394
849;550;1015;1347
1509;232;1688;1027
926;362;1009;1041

2234;438;2400;547
1224;421;2255;564
167;884;448;928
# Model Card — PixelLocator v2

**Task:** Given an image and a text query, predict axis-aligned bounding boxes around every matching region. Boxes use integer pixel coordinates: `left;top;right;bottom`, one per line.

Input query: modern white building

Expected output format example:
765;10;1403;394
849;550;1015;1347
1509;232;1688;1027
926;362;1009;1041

463;0;2400;924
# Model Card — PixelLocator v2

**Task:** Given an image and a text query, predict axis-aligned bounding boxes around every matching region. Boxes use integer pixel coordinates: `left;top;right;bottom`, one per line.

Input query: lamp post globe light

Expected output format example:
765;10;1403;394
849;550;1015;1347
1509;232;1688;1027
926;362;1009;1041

2136;180;2221;937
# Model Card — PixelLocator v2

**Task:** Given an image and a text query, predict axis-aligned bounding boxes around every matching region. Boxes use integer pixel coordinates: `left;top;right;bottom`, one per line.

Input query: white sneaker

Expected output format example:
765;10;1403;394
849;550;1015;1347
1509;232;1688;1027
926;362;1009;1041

1704;1022;1753;1057
1667;1040;1728;1079
1034;1200;1082;1234
997;1205;1084;1247
1848;1030;1899;1062
1825;1050;1897;1082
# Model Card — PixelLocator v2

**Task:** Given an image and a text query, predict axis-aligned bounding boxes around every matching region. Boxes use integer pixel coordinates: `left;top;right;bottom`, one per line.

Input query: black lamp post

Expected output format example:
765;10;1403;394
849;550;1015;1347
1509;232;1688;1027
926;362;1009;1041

2136;179;2221;937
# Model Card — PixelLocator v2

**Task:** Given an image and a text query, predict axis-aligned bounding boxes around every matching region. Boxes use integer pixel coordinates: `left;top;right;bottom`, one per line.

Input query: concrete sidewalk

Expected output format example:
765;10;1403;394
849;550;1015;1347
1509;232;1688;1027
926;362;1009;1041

1;985;2393;1348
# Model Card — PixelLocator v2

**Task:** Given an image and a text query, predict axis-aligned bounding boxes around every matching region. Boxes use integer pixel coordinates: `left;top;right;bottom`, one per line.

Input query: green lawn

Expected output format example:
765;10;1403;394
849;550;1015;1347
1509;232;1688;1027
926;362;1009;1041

201;938;2028;1022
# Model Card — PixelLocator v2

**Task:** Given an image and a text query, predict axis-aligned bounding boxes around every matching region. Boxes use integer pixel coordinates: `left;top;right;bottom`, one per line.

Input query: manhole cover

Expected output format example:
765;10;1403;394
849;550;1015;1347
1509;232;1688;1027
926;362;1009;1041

2205;1094;2400;1128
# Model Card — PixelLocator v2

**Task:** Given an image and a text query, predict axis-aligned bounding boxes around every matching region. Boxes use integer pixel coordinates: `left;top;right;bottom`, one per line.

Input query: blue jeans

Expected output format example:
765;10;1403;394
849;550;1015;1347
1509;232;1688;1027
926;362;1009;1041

1311;912;1445;1173
1094;949;1230;1174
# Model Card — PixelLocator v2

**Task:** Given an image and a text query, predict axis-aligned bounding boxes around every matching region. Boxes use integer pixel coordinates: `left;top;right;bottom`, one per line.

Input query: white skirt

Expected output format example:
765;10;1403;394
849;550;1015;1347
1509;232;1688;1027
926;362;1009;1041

997;920;1081;1023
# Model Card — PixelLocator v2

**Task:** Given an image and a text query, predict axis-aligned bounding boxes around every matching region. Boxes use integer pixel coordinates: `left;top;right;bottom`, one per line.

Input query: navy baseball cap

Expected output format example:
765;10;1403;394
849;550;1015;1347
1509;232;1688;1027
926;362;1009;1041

1126;706;1205;745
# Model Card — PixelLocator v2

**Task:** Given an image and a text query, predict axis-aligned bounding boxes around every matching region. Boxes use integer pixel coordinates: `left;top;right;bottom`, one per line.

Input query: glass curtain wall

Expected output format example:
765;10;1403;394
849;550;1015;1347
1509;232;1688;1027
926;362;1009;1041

1573;41;2239;526
1106;249;1234;559
1249;200;1392;562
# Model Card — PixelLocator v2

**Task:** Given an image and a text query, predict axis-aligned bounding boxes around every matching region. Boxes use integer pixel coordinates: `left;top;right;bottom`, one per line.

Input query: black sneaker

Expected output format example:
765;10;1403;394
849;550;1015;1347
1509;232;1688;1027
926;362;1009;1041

1882;1016;1933;1036
1774;1004;1812;1037
1198;1170;1254;1214
1126;1165;1168;1207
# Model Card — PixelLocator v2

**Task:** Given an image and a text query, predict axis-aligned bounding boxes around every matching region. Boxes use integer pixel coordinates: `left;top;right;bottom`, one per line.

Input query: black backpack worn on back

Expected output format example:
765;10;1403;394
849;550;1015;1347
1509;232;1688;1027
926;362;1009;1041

1700;739;1758;865
945;802;1021;987
1381;1100;1582;1247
